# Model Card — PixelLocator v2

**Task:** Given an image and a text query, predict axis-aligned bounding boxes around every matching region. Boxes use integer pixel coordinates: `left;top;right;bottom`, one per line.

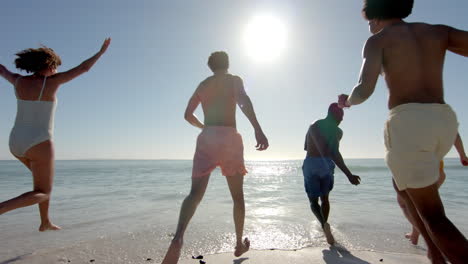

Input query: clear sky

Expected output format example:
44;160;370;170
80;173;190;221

0;0;467;160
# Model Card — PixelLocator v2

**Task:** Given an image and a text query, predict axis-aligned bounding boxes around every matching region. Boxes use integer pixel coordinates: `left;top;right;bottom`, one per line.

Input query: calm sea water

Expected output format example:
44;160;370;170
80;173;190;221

1;159;467;263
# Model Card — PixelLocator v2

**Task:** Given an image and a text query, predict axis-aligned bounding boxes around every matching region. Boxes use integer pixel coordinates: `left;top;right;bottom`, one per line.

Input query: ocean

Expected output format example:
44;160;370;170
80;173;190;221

1;159;467;263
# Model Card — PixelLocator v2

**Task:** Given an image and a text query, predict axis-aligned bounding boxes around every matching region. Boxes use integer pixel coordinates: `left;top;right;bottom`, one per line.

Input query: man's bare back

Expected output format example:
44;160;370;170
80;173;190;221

196;73;244;128
341;20;468;110
378;22;453;108
338;2;468;262
305;120;342;158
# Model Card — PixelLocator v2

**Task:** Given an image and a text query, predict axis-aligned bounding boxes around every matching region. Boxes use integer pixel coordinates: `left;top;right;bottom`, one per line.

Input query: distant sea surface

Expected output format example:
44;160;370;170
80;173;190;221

1;159;467;263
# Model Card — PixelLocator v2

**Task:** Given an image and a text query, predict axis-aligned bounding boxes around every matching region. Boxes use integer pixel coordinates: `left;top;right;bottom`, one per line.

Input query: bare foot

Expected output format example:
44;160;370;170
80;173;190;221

234;238;250;257
404;231;419;245
161;238;183;264
39;222;61;232
323;223;335;245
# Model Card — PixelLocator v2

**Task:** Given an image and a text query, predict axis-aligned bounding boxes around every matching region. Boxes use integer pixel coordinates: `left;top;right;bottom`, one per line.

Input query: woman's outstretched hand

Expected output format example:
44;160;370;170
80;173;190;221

100;38;111;54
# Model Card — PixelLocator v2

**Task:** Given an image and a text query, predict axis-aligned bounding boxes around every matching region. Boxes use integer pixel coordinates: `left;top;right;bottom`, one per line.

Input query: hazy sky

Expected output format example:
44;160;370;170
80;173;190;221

1;0;467;160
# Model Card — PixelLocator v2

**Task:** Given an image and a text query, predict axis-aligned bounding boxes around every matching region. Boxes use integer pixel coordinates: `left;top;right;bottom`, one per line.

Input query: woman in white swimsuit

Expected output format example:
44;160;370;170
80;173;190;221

0;38;110;231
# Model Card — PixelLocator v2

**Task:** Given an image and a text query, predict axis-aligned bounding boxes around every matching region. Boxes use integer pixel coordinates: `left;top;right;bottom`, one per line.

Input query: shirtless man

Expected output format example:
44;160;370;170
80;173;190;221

161;51;269;264
303;103;361;245
338;0;468;263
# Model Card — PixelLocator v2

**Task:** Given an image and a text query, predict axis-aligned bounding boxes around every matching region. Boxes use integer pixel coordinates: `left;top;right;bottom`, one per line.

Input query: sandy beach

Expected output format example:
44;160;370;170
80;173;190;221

4;245;428;264
179;247;429;264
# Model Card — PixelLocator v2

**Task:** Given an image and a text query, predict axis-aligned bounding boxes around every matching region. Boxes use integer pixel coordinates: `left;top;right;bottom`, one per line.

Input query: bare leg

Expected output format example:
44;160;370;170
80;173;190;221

320;195;335;245
406;183;468;264
397;193;420;245
320;195;331;223
308;196;325;227
225;174;250;257
161;175;210;264
394;181;445;263
308;194;334;244
0;141;60;231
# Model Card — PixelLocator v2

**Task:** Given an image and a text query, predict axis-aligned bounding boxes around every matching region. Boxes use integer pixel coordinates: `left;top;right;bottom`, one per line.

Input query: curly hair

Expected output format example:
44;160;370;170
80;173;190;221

362;0;414;20
14;46;62;73
207;51;229;72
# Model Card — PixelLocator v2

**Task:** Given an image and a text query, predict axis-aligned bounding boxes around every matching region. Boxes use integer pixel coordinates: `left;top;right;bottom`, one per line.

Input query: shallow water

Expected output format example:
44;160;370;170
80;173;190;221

1;159;467;262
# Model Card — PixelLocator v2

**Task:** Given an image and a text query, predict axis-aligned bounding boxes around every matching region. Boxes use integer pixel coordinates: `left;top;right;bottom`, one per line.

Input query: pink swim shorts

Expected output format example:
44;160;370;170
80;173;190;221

192;126;248;178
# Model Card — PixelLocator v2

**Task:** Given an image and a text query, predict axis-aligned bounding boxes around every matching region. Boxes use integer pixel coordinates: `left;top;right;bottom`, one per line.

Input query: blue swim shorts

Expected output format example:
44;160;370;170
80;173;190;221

302;157;335;198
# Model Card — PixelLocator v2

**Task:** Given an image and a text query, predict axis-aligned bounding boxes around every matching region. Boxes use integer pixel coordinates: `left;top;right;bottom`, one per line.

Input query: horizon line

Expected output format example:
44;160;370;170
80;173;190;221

0;157;462;161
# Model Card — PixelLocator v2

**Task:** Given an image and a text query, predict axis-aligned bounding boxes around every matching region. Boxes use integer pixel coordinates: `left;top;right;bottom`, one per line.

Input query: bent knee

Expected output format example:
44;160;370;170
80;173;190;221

309;199;320;207
33;187;52;196
231;192;244;202
232;197;245;206
32;191;51;203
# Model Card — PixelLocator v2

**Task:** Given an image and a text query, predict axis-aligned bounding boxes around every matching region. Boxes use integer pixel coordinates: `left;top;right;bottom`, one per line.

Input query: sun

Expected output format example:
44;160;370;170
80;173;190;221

243;15;287;63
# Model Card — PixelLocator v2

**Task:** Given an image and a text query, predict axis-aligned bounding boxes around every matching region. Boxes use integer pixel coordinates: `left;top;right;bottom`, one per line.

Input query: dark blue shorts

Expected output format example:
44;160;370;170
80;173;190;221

302;157;335;198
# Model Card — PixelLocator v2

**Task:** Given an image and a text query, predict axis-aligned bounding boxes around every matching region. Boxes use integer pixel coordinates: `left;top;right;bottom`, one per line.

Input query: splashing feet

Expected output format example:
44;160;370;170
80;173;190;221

405;231;419;245
161;238;183;264
39;222;61;232
323;223;335;245
234;238;250;257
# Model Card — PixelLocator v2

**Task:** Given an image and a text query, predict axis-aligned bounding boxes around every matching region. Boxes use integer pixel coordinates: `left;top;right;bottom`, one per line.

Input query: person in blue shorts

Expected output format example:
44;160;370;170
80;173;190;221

303;103;361;244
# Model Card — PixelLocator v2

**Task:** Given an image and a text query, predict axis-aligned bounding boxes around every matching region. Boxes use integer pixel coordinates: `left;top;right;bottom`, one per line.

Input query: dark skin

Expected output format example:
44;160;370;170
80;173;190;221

304;114;360;244
305;116;361;185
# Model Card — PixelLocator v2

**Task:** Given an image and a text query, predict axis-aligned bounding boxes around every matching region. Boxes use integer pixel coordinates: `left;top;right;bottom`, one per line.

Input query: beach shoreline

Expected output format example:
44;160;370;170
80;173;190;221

4;245;429;264
179;246;429;264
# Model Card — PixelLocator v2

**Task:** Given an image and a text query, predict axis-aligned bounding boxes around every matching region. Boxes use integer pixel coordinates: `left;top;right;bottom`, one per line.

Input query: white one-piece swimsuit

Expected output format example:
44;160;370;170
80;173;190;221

9;76;57;157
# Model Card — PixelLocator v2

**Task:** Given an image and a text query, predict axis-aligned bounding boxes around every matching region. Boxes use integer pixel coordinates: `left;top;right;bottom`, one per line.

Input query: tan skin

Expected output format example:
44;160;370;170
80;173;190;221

184;70;269;148
162;70;268;264
0;38;111;231
339;18;468;264
399;134;468;245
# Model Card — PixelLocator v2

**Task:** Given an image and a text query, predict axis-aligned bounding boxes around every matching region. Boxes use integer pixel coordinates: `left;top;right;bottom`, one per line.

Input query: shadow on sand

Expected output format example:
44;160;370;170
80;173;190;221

322;245;371;264
0;254;32;264
233;257;249;264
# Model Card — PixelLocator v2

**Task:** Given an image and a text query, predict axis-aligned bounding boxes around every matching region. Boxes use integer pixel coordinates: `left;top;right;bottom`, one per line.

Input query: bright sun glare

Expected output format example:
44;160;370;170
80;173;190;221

243;15;287;63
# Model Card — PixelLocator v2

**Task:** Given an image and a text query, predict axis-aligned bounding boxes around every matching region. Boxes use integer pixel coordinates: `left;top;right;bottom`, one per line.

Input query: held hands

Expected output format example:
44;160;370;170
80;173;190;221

461;155;468;166
255;130;269;151
0;64;6;75
338;94;351;109
347;174;361;185
99;38;111;54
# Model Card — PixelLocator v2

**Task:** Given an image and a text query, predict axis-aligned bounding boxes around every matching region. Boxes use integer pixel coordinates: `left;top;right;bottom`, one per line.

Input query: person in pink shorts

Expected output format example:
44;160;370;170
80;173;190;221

162;51;269;264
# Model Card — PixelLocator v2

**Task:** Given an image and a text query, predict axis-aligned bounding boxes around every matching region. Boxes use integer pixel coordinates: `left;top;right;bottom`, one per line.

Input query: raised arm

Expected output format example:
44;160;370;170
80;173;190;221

51;38;111;85
236;76;269;151
454;133;468;166
339;36;382;108
447;26;468;57
184;86;204;129
0;64;20;85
